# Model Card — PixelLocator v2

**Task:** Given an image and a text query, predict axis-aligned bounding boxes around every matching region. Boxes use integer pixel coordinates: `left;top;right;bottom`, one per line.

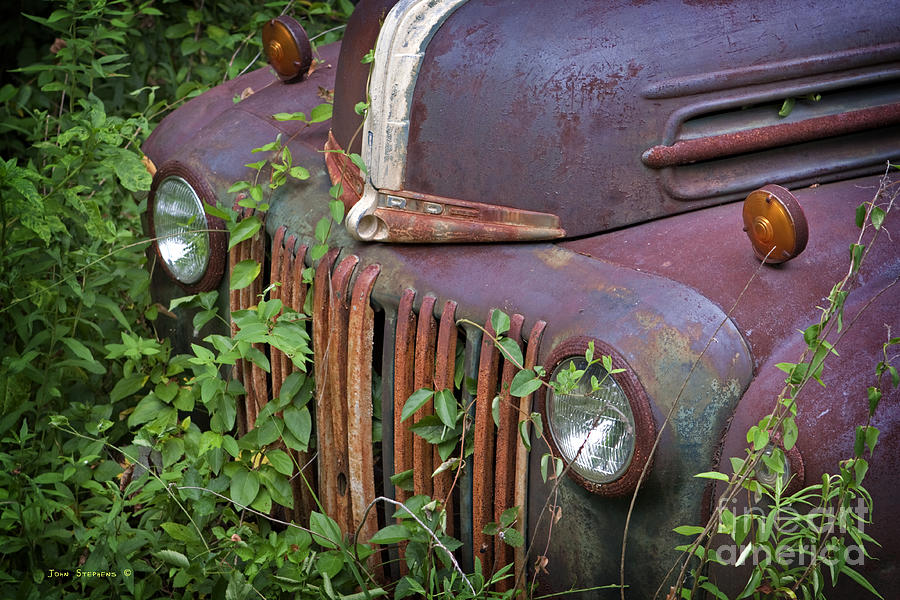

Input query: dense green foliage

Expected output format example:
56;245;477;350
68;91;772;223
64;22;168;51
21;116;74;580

0;2;354;598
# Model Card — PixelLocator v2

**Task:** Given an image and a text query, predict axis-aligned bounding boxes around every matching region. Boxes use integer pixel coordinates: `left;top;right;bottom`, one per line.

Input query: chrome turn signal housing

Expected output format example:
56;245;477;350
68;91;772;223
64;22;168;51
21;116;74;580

262;16;313;82
742;184;809;264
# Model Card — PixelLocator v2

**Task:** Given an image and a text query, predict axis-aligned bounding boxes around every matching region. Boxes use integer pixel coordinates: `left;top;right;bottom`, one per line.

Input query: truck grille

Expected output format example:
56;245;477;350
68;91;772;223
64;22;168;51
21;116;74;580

228;218;546;581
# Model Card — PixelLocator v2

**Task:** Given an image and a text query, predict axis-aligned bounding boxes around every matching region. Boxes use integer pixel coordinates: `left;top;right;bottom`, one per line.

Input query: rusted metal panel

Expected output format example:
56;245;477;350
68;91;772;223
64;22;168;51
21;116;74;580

346;264;381;548
493;313;524;585
402;0;899;237
473;314;501;573
393;288;417;505
412;295;437;497
433;300;459;534
325;130;365;209
514;320;546;587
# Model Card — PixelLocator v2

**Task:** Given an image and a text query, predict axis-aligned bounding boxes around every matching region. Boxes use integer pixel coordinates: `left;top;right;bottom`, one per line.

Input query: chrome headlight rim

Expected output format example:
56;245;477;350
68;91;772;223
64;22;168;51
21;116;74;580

148;161;226;292
538;337;656;497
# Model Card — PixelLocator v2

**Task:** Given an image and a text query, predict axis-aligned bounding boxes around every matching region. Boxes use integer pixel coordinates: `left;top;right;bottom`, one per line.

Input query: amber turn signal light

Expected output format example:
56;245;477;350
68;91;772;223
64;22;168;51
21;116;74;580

262;16;312;82
742;184;808;264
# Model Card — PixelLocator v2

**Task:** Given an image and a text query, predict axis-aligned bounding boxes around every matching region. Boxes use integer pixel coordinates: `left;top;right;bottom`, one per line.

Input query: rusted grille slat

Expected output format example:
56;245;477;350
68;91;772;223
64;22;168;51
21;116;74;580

494;313;524;580
269;232;316;522
279;235;303;393
433;300;458;535
393;289;418;504
514;320;546;585
248;215;268;426
323;255;358;533
472;314;500;572
312;248;340;525
270;227;287;399
228;217;246;437
412;295;437;497
346;264;381;554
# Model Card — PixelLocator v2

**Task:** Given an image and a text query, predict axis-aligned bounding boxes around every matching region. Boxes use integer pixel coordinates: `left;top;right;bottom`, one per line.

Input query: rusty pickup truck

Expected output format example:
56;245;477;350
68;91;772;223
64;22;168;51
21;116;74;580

141;0;900;597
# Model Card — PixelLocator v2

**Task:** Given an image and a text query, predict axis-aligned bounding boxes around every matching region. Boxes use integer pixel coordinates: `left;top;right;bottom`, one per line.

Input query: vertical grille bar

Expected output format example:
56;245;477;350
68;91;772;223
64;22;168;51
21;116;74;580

228;215;247;437
514;320;546;586
459;324;483;573
393;289;418;504
346;264;381;556
270;227;286;400
493;314;524;580
412;295;437;497
247;210;269;428
279;235;304;387
473;314;500;572
312;248;340;524
281;236;316;522
324;255;358;533
433;300;459;535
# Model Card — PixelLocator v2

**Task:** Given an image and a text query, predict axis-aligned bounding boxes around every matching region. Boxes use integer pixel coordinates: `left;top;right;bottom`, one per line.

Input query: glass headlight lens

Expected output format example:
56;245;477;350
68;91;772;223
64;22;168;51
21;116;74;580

548;357;636;484
153;176;210;284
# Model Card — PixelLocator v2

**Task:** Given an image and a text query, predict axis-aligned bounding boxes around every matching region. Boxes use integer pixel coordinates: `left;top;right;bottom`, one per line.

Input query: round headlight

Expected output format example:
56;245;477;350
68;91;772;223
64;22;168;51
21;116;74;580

149;163;225;291
153;176;210;284
541;338;655;496
548;357;635;484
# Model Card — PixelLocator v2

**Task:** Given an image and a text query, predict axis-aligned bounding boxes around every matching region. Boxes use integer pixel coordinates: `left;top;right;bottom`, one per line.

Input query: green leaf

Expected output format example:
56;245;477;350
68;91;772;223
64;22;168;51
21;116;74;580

279;372;304;405
369;524;409;545
871;206;885;230
390;469;414;492
510;369;542;397
518;420;531;451
283;405;312;449
314;217;330;244
778;97;795;117
491;310;510;336
782;416;799;451
673;525;706;536
503;527;524;547
694;471;730;482
61;337;94;362
230;260;260;290
850;243;865;275
401;388;433;422
161;522;196;544
839;565;884;599
230;468;260;508
395;576;426;600
155;549;190;569
266;449;294;476
228;215;261;251
855;203;867;228
309;103;333;124
492;395;501;428
309;511;342;549
433;389;457;429
497;338;523;368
